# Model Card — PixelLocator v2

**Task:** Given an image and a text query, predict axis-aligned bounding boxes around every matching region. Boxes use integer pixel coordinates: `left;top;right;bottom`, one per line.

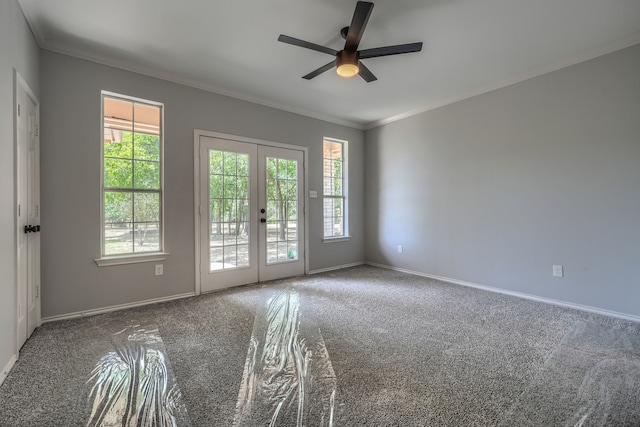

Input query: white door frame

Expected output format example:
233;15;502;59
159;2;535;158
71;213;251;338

14;70;41;354
193;130;309;295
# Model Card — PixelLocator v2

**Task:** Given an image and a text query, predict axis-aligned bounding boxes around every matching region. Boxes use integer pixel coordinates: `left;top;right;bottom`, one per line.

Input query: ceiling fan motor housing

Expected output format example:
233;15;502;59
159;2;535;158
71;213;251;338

337;50;359;67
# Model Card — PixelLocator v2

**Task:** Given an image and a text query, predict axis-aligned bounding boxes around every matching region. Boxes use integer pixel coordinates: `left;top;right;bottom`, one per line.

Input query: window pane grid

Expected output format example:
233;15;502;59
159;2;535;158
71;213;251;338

209;150;250;271
323;139;346;238
323;196;344;237
102;94;163;256
103;189;161;255
266;157;299;264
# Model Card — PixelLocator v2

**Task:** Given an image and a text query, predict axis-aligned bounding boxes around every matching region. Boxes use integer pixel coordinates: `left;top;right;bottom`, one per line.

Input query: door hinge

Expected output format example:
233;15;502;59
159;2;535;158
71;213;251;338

17;104;20;117
34;123;39;137
36;284;40;298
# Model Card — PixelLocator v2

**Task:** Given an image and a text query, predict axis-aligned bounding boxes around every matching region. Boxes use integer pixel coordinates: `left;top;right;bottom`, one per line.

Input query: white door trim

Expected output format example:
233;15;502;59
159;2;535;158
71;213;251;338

193;130;309;295
14;70;41;356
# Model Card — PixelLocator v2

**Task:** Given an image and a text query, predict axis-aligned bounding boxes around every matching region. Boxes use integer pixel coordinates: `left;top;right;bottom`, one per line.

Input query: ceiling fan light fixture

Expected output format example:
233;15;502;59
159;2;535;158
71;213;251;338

337;63;359;78
336;50;359;78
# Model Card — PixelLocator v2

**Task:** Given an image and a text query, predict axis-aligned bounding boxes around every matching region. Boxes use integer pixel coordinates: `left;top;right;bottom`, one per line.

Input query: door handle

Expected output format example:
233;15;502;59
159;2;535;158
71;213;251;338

24;225;40;233
260;218;267;223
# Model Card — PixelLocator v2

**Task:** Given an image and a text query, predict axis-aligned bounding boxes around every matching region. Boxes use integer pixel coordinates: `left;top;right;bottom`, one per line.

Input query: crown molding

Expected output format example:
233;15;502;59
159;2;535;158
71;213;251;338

21;0;639;134
20;0;365;129
38;39;366;131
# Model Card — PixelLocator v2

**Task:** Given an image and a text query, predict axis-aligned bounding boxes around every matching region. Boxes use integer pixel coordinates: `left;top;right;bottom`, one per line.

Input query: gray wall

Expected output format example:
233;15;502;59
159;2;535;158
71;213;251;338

365;44;640;318
27;23;640;322
0;0;40;374
40;51;364;318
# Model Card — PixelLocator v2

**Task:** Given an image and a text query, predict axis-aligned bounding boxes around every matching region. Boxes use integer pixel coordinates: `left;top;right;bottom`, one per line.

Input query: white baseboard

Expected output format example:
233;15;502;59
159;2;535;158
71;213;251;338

41;292;196;323
308;261;365;275
41;262;366;323
1;354;17;387
367;262;640;324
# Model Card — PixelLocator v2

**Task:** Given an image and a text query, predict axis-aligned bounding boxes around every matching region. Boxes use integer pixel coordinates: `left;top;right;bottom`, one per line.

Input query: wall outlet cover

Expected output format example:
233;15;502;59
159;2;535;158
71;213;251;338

553;265;563;277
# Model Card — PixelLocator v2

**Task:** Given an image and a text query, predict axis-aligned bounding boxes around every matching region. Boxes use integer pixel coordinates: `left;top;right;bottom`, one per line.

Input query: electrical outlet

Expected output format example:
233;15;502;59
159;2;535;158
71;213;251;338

552;265;563;277
397;245;403;254
155;264;164;276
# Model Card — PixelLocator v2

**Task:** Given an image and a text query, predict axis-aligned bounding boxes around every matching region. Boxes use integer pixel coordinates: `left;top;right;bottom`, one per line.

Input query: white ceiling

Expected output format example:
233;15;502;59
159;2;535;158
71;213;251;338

18;0;640;129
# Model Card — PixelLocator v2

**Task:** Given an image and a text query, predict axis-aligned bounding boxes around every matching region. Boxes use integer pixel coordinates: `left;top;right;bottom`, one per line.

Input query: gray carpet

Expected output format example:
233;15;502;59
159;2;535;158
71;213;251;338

1;265;639;426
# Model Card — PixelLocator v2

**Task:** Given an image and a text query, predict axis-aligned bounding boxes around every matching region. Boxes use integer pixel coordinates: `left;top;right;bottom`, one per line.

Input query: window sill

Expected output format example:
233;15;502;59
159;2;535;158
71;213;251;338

322;236;351;243
95;253;169;267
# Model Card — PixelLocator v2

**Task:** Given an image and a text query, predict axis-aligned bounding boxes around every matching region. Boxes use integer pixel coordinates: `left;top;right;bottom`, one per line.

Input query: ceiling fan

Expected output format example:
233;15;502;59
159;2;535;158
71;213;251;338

278;1;423;82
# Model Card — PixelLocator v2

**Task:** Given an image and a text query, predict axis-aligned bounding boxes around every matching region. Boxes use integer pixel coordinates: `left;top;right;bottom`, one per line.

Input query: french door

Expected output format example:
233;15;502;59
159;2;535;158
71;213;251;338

197;135;305;292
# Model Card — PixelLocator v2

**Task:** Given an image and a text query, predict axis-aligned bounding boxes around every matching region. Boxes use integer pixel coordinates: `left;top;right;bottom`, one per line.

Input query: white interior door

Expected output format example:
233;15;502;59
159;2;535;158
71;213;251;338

16;74;40;351
198;135;305;292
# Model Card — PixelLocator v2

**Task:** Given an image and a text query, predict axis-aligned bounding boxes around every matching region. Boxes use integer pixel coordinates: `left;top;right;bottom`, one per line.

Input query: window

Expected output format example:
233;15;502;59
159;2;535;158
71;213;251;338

101;92;163;257
323;138;348;239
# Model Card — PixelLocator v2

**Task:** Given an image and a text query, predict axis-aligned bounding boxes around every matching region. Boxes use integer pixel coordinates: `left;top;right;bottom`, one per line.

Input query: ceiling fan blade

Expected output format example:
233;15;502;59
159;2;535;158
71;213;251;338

278;34;338;56
302;61;336;80
358;42;423;59
358;61;377;83
344;1;374;52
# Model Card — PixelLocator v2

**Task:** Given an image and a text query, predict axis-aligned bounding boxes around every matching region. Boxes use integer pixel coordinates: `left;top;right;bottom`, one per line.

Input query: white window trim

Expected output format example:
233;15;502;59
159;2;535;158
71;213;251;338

322;236;351;243
322;137;350;241
96;91;166;266
95;253;169;267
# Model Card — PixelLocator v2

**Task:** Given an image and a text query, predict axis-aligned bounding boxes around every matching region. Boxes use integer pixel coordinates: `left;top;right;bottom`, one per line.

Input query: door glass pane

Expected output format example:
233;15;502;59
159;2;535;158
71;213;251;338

211;247;223;270
209;150;250;271
265;157;298;264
